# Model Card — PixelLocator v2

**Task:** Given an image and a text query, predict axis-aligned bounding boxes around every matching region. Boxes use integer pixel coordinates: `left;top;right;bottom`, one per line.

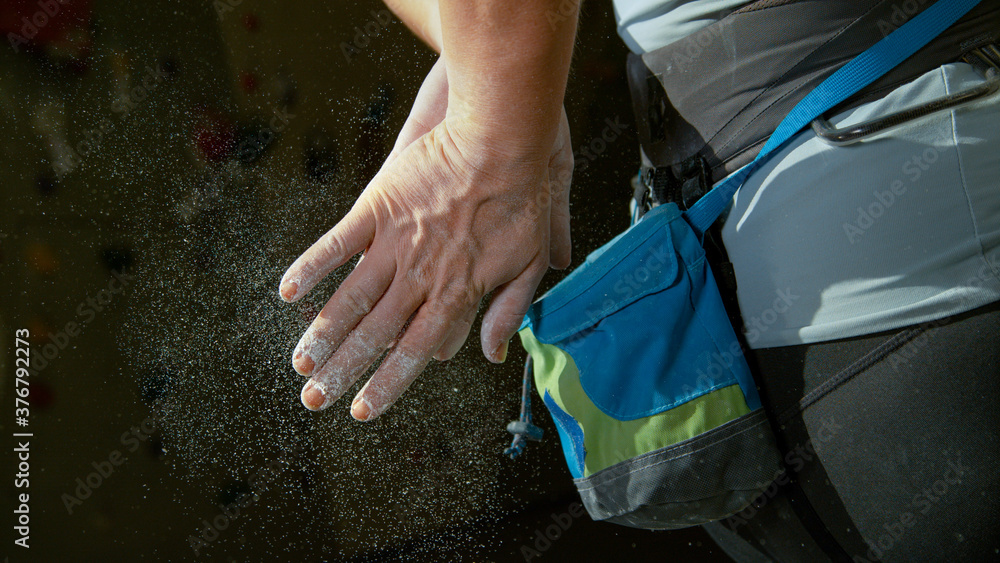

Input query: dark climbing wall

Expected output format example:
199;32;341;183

0;0;729;561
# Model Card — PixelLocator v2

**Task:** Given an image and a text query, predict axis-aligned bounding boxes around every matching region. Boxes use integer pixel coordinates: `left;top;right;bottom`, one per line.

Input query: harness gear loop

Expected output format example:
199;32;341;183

812;43;1000;146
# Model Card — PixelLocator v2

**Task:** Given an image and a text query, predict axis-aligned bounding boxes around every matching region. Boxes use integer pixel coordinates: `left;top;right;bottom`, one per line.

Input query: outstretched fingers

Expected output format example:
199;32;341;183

280;200;376;303
291;249;395;376
300;283;422;411
349;300;460;421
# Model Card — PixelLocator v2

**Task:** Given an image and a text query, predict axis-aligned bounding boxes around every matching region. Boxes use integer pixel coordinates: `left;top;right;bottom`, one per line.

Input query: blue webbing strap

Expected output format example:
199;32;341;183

683;0;984;236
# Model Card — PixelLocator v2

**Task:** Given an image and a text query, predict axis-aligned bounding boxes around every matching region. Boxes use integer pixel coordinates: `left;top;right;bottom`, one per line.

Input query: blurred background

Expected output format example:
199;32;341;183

0;0;730;560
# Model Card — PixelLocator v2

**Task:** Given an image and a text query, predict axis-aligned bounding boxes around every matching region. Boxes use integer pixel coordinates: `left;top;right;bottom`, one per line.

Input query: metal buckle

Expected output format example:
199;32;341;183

811;44;1000;147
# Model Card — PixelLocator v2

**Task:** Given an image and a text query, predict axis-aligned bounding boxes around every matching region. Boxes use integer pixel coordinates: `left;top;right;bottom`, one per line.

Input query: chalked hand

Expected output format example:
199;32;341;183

280;111;571;421
381;55;572;270
280;0;577;421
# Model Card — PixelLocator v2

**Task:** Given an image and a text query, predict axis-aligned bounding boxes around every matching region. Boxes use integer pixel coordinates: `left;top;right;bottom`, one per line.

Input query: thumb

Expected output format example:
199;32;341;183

480;264;546;363
384;57;449;166
548;166;572;270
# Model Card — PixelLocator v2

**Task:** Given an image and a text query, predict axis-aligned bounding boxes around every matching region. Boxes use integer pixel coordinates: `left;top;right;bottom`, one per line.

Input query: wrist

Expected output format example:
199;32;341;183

437;0;577;161
444;89;562;164
444;109;554;171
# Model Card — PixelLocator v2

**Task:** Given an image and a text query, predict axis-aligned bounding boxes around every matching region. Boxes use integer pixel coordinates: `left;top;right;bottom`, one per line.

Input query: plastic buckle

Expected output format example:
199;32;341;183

640;155;712;211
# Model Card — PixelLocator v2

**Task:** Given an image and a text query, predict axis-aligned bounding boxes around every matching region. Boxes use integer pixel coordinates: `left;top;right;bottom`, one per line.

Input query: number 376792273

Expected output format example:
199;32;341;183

14;329;30;424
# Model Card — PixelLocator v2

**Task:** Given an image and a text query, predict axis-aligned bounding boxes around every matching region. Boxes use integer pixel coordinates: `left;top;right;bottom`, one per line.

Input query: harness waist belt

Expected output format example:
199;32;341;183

629;0;1000;182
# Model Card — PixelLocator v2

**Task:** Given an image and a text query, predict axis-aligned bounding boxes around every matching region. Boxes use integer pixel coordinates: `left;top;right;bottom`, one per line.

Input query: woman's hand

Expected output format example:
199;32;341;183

282;0;579;421
383;55;572;267
382;56;449;168
280;108;570;421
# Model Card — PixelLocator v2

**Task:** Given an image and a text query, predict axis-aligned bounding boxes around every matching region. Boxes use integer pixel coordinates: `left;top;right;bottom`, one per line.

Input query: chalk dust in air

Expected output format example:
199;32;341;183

114;87;530;559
